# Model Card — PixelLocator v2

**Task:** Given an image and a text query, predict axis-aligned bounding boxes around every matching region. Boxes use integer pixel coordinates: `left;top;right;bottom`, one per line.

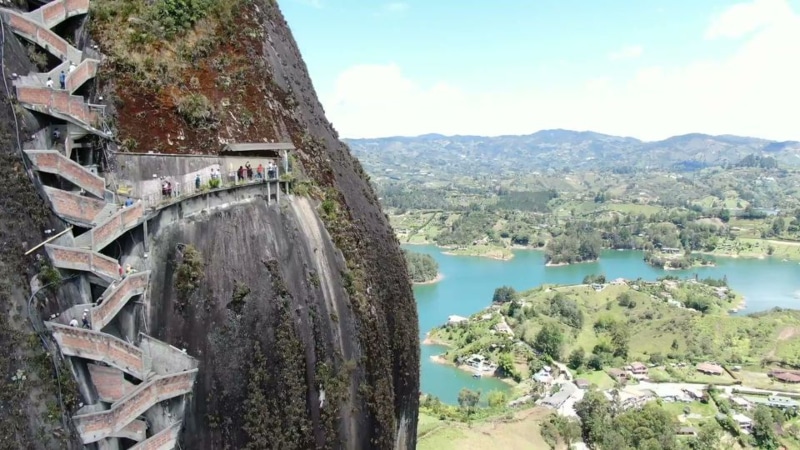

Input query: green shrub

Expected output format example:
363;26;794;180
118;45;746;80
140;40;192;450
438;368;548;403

176;93;216;128
38;264;62;287
174;245;204;311
321;199;337;218
209;178;221;188
150;0;215;39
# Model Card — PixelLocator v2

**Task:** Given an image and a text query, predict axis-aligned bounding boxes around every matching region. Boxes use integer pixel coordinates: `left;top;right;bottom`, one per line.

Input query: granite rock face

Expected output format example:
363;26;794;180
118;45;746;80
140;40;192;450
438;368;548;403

0;0;419;448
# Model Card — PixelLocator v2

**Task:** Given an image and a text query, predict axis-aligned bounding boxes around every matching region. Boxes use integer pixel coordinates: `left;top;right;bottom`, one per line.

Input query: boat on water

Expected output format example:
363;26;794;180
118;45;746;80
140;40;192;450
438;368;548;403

472;372;482;378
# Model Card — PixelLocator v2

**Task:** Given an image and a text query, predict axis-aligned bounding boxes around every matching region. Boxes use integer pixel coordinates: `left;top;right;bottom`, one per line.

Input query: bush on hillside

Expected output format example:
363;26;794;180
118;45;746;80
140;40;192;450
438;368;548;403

175;93;216;127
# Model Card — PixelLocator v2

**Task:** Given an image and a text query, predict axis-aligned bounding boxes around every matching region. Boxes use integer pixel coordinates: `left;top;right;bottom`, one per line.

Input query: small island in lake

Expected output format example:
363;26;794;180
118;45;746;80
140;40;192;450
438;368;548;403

403;250;441;284
644;248;716;270
544;229;601;266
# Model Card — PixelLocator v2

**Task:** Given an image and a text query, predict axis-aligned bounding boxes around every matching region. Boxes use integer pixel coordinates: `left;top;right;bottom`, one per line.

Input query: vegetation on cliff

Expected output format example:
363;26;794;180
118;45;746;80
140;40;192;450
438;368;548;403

86;0;419;447
403;250;439;283
0;150;79;447
92;0;285;153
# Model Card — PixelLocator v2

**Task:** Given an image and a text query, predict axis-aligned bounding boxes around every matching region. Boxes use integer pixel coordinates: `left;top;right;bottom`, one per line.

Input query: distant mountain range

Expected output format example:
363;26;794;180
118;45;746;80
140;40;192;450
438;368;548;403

344;130;800;176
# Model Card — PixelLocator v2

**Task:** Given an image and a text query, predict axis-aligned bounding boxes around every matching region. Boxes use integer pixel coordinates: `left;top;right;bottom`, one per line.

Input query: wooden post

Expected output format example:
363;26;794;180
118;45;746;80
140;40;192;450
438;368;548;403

24;227;73;255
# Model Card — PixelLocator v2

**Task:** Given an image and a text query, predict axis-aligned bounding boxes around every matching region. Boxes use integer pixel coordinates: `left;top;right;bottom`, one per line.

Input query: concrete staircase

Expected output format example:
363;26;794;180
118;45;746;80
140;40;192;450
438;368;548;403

0;8;82;63
4;3;196;447
43;185;107;226
71;370;198;444
45;244;120;285
17;58;100;94
87;364;138;403
16;85;103;131
46;322;147;379
2;1;110;137
74;202;145;251
58;271;149;331
25;0;90;30
25;150;106;198
91;271;149;331
129;422;183;450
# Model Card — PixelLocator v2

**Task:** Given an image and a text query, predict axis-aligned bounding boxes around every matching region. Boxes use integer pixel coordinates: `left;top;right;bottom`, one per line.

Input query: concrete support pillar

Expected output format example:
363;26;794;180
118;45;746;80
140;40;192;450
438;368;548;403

96;437;121;450
267;182;271;204
276;181;280;203
142;219;148;253
117;304;138;344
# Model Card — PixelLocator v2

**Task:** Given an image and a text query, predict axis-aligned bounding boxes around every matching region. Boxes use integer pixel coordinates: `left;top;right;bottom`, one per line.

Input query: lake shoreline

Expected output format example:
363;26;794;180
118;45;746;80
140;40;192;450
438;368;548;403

406;243;800;404
441;250;514;261
414;273;444;285
429;354;517;386
422;332;452;347
545;258;599;267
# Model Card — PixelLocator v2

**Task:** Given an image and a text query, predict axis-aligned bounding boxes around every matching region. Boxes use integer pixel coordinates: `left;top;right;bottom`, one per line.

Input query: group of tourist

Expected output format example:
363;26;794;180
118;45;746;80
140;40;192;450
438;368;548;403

161;179;174;198
233;161;279;182
69;308;90;329
44;62;78;90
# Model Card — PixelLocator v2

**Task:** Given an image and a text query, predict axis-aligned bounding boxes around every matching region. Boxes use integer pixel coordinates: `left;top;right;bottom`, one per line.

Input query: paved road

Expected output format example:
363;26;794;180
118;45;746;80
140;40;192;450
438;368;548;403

557;385;584;417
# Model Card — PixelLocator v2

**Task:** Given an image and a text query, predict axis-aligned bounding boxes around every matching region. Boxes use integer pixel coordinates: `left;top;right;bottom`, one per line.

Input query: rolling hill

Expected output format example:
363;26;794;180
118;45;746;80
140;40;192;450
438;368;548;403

345;130;800;178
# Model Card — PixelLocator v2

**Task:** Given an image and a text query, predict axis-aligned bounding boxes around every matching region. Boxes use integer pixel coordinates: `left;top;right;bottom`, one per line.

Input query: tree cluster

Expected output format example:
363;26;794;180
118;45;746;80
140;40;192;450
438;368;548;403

403;250;439;283
575;391;679;449
545;226;602;265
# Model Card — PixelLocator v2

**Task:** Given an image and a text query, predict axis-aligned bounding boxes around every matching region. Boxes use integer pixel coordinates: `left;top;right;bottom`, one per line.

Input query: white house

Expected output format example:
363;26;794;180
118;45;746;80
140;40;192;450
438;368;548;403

447;315;468;325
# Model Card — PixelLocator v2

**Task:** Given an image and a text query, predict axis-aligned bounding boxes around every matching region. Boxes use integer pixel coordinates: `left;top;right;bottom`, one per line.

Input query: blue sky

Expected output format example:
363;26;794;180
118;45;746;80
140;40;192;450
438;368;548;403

281;0;800;141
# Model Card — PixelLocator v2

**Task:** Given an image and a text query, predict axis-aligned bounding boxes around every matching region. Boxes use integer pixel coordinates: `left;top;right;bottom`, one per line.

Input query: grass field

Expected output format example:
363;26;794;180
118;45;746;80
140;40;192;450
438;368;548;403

574;370;616;390
707;237;800;261
735;369;800;393
417;408;565;450
443;244;514;260
661;400;718;420
647;366;737;385
605;203;663;215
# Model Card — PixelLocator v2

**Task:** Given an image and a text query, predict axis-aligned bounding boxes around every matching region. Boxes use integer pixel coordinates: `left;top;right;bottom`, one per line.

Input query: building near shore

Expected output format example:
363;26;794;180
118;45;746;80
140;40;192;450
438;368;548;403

447;315;468;325
696;362;724;376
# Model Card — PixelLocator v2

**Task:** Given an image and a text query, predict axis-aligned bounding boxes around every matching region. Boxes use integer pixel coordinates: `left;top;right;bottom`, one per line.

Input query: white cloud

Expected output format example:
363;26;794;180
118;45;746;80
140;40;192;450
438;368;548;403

608;44;644;61
324;0;800;141
383;2;409;13
705;0;793;39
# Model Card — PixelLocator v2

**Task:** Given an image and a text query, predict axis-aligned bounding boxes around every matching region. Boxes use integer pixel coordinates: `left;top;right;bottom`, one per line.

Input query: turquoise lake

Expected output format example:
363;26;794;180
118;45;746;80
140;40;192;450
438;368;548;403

406;245;800;404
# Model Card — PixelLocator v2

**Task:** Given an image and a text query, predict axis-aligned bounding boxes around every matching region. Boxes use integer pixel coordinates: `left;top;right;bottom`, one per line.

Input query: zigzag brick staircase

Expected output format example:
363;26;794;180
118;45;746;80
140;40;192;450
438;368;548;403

3;2;197;447
1;0;107;136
